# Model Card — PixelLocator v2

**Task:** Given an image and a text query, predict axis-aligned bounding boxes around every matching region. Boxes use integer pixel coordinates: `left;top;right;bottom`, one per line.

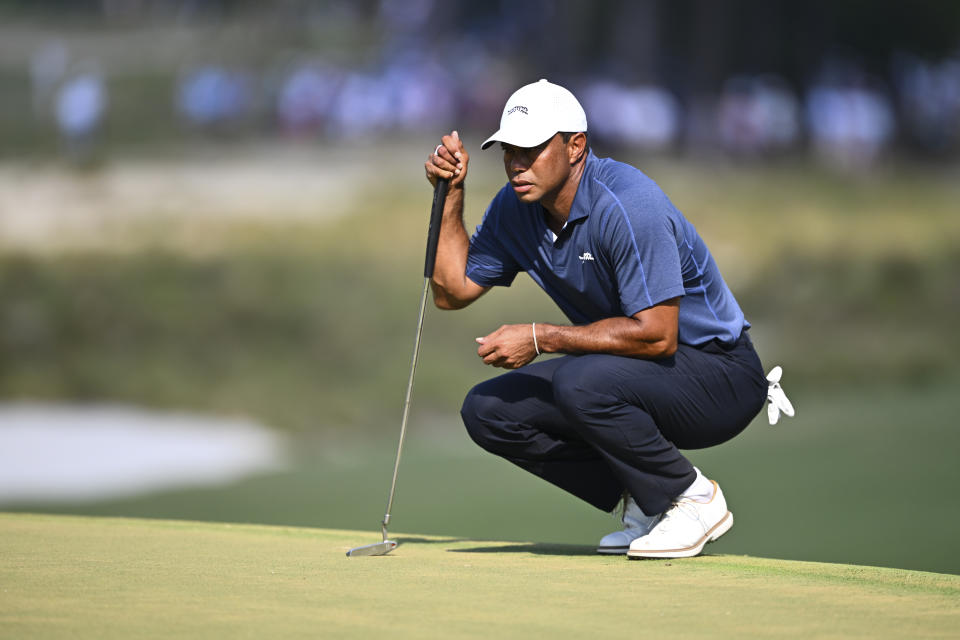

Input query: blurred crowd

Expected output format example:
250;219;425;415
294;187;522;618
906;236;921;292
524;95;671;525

20;0;960;169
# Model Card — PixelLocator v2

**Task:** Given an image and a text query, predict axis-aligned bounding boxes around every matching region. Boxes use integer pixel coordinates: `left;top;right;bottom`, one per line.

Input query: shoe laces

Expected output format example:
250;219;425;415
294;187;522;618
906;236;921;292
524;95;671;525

766;366;795;425
650;500;700;535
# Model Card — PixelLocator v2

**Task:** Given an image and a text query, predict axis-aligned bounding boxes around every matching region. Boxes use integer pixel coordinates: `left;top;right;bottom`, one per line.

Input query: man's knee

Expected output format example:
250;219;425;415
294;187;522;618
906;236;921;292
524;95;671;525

460;384;500;450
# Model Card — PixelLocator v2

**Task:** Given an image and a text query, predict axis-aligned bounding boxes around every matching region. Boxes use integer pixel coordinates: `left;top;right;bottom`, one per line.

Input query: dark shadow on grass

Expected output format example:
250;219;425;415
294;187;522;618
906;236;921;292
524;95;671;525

393;537;595;556
450;542;597;556
395;536;470;546
627;552;716;562
450;544;724;559
394;536;726;559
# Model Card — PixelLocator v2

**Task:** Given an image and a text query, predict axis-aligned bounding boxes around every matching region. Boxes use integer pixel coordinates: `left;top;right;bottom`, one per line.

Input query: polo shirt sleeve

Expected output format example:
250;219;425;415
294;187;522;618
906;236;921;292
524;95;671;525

465;195;521;288
604;194;685;317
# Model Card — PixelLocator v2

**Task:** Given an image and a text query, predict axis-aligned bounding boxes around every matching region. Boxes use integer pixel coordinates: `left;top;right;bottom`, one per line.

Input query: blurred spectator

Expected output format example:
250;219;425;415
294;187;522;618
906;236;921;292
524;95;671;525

805;61;896;170
276;63;341;136
380;50;455;133
717;75;801;156
327;72;394;139
581;81;681;151
176;66;253;130
55;64;108;163
317;47;456;139
454;38;517;131
891;52;960;155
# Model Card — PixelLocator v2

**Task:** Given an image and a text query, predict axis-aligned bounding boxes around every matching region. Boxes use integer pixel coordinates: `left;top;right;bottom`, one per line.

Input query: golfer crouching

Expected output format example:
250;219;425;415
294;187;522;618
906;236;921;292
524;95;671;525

424;79;768;558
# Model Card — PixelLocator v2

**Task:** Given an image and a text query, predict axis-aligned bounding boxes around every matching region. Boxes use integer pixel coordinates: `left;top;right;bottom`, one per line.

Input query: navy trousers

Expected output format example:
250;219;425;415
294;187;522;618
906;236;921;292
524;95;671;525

460;332;767;516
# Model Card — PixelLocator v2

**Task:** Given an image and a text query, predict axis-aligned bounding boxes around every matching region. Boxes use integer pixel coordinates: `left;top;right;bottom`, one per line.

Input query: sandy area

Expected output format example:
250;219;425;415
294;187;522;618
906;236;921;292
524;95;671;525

0;403;287;503
0;145;373;251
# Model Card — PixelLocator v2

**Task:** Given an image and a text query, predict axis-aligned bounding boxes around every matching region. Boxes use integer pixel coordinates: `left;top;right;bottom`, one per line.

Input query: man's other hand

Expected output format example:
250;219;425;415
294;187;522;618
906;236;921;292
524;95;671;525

476;324;539;369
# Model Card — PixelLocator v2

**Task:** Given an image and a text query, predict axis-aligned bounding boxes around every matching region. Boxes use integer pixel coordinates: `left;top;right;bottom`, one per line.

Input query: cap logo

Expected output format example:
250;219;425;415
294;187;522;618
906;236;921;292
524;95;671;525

507;105;528;116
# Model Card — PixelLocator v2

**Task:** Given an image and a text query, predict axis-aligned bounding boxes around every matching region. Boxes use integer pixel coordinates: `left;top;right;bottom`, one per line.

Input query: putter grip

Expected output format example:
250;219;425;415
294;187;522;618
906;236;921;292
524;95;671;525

423;178;449;278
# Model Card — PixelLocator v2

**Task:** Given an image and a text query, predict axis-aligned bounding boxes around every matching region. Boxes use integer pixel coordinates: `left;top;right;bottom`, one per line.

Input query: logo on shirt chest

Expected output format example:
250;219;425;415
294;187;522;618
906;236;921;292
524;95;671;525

578;251;595;262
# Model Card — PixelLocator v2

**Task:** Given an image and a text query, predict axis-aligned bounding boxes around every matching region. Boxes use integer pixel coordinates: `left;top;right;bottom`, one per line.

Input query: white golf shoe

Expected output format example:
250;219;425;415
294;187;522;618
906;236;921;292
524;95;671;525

627;480;733;559
596;497;660;555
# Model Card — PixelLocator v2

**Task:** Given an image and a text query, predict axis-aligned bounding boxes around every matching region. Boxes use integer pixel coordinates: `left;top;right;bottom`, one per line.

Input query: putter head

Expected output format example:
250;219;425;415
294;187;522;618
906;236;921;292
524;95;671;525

345;540;398;557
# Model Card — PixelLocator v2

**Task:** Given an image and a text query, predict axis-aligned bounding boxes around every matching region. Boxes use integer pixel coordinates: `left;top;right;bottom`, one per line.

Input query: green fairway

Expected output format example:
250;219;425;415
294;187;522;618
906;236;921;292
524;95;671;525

11;378;959;576
1;513;957;639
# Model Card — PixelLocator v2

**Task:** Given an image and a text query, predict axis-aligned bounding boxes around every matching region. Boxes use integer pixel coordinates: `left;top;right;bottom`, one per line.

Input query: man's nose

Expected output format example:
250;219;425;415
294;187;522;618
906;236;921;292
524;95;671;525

508;153;527;173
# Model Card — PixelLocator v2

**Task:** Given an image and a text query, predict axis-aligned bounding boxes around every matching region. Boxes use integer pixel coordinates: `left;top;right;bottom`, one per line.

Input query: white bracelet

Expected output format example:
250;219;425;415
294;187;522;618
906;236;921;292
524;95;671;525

532;322;540;356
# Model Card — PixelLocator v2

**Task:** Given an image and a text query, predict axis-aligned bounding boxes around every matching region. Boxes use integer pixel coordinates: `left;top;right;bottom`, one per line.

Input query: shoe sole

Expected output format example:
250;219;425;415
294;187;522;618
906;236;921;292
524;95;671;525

596;545;629;555
626;511;733;559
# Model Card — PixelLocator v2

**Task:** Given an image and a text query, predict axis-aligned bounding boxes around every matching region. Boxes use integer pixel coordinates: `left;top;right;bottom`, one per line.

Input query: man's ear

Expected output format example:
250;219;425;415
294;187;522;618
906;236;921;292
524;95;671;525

567;132;587;165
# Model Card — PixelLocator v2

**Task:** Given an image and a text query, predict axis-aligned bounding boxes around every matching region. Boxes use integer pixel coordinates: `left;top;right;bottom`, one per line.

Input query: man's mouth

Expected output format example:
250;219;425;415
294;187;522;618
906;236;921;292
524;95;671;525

511;180;534;194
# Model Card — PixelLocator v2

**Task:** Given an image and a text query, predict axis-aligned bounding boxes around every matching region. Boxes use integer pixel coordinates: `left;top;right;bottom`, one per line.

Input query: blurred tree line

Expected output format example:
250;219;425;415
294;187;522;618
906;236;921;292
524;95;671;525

4;0;958;86
3;0;959;160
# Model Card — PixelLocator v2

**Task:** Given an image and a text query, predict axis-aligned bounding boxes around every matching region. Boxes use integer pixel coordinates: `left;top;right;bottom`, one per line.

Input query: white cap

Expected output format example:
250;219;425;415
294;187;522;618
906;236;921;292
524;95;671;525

481;79;588;150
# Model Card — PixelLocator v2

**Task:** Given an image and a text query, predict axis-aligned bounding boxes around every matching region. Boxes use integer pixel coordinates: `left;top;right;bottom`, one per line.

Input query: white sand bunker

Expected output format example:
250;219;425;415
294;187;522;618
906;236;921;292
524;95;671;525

0;403;287;504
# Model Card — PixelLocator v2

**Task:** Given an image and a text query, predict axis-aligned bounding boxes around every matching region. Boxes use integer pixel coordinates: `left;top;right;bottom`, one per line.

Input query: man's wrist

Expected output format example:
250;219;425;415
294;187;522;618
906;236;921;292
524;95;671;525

535;323;558;354
445;182;465;214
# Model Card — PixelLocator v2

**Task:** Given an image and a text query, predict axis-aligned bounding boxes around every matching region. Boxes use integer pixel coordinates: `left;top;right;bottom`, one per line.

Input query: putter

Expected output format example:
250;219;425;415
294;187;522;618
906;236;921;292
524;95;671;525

346;178;449;557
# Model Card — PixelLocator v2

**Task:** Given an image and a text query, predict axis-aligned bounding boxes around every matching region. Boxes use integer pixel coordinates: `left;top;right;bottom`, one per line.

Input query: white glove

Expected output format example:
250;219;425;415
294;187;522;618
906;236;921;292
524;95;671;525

766;366;795;425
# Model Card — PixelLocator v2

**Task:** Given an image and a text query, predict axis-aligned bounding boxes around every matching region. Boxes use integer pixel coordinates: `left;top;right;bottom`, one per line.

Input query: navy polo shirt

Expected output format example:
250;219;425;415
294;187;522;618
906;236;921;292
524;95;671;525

465;151;748;346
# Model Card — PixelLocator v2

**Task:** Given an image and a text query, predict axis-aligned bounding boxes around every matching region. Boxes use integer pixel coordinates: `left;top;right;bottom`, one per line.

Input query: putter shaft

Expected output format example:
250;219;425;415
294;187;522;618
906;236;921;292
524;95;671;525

381;276;431;541
348;179;447;558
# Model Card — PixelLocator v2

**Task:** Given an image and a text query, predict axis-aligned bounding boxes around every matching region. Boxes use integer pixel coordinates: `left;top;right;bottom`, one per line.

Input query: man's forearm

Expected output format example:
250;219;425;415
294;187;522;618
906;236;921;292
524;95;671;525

536;314;678;360
475;305;678;369
429;184;474;309
425;131;487;309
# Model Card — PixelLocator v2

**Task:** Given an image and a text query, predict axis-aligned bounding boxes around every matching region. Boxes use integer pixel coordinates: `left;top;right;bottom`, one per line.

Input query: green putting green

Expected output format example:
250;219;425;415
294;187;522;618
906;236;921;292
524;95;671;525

2;513;957;638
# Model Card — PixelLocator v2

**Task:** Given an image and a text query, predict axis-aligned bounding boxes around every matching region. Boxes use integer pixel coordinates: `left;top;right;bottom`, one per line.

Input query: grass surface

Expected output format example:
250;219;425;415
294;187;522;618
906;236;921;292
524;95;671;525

2;513;958;639
10;378;959;576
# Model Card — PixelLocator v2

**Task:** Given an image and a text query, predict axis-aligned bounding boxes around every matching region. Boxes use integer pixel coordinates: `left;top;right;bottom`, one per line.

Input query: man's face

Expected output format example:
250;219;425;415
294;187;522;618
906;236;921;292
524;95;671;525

501;134;570;203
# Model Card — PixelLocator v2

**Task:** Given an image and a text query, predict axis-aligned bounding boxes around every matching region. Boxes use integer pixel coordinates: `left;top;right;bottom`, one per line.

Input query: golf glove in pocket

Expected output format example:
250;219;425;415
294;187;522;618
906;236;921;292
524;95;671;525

766;366;795;425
